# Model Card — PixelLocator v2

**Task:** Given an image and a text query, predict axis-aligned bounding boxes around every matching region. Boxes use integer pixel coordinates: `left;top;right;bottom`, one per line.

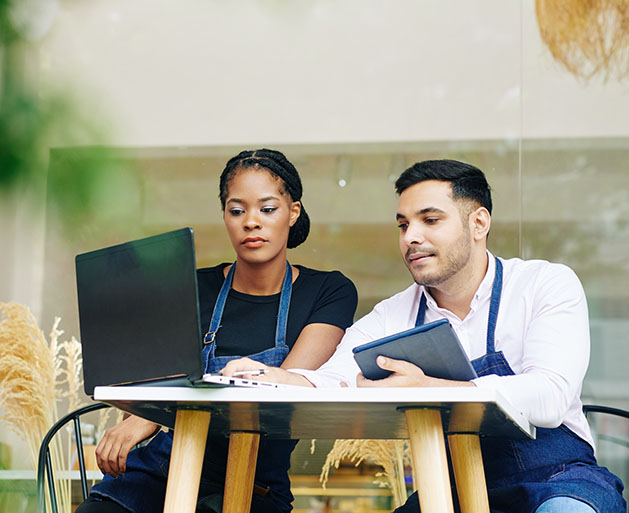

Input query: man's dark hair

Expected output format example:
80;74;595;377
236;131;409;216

219;148;310;249
395;159;492;214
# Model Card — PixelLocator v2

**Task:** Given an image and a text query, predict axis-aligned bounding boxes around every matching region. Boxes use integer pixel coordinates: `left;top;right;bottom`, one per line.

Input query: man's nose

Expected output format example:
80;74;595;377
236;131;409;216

402;222;424;246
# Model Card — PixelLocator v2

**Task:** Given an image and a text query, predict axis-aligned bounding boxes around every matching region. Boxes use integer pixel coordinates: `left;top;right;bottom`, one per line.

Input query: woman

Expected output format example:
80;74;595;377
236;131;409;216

77;149;358;513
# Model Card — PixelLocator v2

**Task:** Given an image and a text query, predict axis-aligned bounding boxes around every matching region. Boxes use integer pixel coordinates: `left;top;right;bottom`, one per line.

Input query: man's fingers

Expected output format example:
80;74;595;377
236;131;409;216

356;373;380;388
376;355;416;373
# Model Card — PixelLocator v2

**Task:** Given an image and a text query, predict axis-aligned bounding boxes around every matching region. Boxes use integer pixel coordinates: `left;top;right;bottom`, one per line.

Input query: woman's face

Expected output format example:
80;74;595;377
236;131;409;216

223;167;301;266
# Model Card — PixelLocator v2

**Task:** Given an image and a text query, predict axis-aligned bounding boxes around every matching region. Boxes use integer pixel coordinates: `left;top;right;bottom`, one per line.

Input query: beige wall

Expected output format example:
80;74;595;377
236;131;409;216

37;0;629;148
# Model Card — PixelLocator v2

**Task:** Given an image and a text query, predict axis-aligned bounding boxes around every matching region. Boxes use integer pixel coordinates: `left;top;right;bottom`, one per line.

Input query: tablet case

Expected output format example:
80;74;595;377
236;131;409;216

352;319;478;381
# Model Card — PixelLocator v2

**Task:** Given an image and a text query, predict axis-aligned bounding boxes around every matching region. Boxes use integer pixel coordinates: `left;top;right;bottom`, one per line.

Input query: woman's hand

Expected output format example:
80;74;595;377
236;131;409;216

95;415;159;477
220;357;313;387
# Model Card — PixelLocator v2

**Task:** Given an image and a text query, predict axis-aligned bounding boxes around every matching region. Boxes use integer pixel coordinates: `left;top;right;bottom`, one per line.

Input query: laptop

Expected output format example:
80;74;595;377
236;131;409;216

75;227;294;396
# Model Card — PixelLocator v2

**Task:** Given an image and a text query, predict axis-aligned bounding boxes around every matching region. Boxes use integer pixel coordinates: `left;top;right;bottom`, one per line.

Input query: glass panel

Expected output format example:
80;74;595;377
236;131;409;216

520;140;629;411
2;0;628;510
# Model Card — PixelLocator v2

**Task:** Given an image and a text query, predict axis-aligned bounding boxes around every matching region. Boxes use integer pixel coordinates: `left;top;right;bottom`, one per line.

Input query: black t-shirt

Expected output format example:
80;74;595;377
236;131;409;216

193;264;357;511
197;264;358;358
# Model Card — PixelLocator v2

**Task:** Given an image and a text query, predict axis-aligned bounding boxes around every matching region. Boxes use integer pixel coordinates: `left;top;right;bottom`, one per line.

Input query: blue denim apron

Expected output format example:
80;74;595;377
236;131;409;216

91;262;297;513
201;262;291;371
396;258;625;513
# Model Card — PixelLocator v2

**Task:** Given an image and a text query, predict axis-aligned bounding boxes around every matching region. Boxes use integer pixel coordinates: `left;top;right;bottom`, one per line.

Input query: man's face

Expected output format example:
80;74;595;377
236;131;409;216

397;180;473;288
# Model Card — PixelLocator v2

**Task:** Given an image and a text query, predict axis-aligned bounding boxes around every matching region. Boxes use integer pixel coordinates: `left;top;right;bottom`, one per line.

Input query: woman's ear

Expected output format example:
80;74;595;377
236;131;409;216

470;207;491;241
289;201;301;227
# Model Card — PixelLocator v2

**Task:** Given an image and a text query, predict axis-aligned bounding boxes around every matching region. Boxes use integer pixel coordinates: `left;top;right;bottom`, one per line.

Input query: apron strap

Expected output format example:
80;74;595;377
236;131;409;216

415;293;427;327
486;257;503;354
203;261;292;363
275;262;292;349
203;263;236;348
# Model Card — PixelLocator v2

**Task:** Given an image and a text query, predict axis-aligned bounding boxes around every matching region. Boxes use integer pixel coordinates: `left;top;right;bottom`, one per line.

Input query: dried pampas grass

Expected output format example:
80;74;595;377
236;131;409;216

52;318;84;412
0;302;58;464
536;0;629;81
0;301;91;512
317;439;411;508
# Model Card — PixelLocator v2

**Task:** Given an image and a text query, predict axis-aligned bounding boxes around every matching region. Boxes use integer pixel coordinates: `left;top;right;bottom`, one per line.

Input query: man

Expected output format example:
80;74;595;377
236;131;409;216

225;159;625;512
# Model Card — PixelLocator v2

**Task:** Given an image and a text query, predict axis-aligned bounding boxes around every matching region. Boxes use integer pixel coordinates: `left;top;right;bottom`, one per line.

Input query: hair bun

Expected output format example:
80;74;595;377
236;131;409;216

288;204;310;249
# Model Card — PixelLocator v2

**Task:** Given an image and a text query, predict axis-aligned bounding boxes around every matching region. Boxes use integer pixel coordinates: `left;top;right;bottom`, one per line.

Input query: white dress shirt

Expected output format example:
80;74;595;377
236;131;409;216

292;252;594;447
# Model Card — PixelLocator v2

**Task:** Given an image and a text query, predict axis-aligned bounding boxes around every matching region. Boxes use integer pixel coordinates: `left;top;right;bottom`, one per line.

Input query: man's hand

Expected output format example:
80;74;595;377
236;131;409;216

95;415;159;477
357;356;475;388
220;357;314;387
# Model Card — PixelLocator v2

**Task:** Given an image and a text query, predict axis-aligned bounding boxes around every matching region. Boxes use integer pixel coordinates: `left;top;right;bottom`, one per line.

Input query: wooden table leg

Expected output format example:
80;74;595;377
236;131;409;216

223;431;261;513
448;434;489;513
405;408;455;513
164;409;211;513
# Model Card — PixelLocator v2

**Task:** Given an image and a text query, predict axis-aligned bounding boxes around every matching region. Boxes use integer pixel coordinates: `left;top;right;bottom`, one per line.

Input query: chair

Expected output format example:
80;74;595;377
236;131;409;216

583;404;629;501
37;402;111;513
583;404;629;420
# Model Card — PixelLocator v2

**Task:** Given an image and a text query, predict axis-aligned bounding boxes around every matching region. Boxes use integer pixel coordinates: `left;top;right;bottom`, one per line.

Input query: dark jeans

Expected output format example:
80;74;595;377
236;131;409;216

76;493;283;513
76;497;129;513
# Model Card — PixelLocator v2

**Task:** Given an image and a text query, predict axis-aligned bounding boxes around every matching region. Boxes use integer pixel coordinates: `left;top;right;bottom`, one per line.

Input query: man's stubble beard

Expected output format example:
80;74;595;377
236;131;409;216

406;227;473;288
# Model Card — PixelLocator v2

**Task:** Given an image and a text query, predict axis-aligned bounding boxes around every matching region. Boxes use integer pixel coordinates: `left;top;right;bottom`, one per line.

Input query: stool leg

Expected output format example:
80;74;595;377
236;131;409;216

223;431;261;513
405;408;455;513
448;434;489;513
164;410;211;513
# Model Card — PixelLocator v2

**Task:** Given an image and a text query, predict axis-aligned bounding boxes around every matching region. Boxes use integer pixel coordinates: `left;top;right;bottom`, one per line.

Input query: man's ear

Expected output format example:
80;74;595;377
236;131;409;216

470;207;491;241
289;201;302;227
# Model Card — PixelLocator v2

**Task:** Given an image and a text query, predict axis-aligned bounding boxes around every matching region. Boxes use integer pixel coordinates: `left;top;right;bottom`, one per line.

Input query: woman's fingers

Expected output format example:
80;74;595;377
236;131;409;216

95;430;119;476
95;416;158;477
221;359;314;386
220;357;270;377
218;358;312;387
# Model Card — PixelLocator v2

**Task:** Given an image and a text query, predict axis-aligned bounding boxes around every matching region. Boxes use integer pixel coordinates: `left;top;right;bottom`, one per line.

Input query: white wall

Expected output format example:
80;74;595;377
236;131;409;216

38;0;629;148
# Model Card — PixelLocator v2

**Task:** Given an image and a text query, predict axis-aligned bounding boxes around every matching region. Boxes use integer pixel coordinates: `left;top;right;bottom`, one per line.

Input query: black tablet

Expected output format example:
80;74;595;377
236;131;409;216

352;318;478;381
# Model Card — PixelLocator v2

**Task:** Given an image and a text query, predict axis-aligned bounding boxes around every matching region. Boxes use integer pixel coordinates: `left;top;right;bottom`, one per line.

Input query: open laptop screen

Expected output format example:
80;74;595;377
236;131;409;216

76;228;203;396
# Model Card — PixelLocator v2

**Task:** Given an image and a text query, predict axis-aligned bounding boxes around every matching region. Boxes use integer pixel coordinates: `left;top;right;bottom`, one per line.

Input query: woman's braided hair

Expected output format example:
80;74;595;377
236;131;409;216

219;149;310;249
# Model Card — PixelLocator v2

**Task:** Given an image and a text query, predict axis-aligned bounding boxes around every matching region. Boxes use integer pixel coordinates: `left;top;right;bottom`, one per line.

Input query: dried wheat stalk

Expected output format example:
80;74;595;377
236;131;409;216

317;439;411;508
0;301;90;512
0;302;58;461
536;0;629;81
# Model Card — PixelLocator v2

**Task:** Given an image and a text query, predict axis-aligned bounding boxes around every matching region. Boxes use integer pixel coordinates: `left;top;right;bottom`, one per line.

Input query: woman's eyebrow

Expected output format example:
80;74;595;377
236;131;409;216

226;195;280;205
